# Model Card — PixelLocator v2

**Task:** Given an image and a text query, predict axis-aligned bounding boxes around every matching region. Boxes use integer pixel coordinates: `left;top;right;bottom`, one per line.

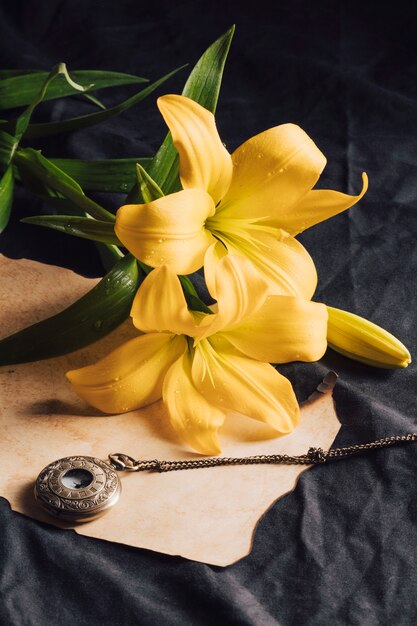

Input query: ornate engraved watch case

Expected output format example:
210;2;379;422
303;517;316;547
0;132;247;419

34;456;121;522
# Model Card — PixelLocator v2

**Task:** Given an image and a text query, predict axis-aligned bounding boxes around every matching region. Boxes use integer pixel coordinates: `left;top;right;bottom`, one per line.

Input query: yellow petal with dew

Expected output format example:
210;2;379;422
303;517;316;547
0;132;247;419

66;333;187;413
163;349;226;455
223;296;328;363
217;123;326;224
327;306;411;368
115;188;216;274
214;227;318;299
287;173;368;235
201;244;270;337
157;94;233;205
192;338;299;433
131;266;199;336
201;240;227;299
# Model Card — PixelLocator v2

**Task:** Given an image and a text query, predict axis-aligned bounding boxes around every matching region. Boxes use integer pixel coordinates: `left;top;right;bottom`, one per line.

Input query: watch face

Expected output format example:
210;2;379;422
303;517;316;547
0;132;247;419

34;456;121;522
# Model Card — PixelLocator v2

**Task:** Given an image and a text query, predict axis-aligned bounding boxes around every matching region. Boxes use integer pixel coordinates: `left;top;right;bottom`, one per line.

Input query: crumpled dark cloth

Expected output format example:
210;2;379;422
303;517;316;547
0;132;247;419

1;1;417;624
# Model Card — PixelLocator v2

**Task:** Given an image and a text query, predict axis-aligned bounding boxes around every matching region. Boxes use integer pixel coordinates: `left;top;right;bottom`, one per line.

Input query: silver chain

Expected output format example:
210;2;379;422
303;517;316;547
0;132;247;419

108;433;417;473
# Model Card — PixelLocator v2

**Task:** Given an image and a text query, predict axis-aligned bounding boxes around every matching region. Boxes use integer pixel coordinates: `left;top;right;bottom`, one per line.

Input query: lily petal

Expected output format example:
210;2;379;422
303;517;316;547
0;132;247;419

157;95;233;205
115;189;216;274
66;333;186;413
218;228;318;299
201;244;270;337
217;123;326;224
202;240;227;299
192;338;299;433
223;297;328;363
285;172;369;235
131;266;199;335
163;350;226;455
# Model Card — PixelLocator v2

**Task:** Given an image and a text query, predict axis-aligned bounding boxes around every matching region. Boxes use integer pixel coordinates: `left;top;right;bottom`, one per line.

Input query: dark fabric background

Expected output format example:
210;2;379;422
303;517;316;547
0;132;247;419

1;1;417;624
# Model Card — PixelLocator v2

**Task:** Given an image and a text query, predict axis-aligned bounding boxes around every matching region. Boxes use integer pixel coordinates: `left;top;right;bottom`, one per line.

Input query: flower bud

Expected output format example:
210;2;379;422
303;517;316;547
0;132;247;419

326;306;411;369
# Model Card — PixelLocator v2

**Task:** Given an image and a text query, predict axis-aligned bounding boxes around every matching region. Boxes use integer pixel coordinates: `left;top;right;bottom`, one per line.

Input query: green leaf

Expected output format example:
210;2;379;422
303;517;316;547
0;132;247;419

184;293;213;315
21;215;120;245
83;92;106;110
136;163;164;202
14;63;91;140
18;148;83;192
0;130;18;173
0;254;141;365
14;66;186;140
178;274;213;314
0;70;39;79
14;150;87;202
15;148;123;269
181;24;235;113
0;165;14;233
14;165;64;200
178;274;199;297
21;198;124;272
13;148;115;221
0;69;148;110
128;26;234;202
47;157;151;192
96;244;124;273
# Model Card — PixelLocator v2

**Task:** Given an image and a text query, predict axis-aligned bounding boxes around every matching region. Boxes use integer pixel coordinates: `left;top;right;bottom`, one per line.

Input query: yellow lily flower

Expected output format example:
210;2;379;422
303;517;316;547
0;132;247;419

115;95;368;299
67;249;328;454
327;306;411;368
